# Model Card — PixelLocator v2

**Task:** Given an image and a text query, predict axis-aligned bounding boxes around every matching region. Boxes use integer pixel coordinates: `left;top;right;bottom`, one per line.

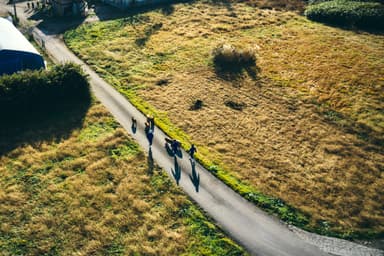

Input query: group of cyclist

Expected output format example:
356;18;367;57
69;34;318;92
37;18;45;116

138;114;197;158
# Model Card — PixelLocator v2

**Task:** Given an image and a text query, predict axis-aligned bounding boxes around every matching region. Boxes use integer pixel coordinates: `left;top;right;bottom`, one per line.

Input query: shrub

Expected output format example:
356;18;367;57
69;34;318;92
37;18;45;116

308;0;383;4
0;63;91;117
212;43;257;68
305;0;384;29
190;99;203;110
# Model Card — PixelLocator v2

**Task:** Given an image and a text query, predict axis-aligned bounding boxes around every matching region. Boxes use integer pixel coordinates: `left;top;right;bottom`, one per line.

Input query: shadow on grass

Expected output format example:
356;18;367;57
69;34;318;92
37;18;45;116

92;0;191;21
209;0;235;12
0;99;91;155
29;9;86;35
315;106;384;148
135;22;163;47
28;0;188;36
214;63;260;86
307;19;384;36
160;4;175;15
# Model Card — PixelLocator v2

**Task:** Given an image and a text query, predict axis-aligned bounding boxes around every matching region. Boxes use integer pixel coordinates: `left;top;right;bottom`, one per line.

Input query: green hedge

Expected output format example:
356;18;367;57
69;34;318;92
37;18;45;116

308;0;384;4
0;63;90;117
305;0;384;29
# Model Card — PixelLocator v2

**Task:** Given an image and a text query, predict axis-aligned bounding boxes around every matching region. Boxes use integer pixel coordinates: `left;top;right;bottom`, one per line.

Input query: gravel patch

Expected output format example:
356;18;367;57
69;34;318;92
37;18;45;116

289;225;384;256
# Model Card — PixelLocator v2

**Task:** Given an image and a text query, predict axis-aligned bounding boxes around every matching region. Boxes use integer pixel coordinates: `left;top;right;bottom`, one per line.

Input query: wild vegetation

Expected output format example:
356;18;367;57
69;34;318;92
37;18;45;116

64;0;384;238
0;64;245;254
305;0;384;29
213;43;257;66
0;99;245;254
0;63;90;118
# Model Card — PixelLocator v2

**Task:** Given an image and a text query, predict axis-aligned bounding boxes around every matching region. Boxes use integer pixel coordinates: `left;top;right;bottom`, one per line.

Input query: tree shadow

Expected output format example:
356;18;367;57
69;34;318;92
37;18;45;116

91;1;186;23
188;159;199;192
319;108;384;148
135;22;163;47
0;99;91;155
171;156;181;185
160;4;174;16
244;65;260;80
208;0;234;13
29;8;86;35
308;19;384;36
28;1;172;36
147;146;154;175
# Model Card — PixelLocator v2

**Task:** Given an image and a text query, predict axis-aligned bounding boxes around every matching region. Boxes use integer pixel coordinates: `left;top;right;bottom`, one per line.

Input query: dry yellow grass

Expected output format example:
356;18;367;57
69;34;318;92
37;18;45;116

64;1;384;236
0;102;245;255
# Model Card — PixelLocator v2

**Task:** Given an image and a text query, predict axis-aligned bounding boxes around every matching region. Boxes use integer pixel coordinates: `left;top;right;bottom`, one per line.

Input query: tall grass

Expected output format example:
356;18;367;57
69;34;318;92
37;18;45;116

0;102;246;255
63;1;384;239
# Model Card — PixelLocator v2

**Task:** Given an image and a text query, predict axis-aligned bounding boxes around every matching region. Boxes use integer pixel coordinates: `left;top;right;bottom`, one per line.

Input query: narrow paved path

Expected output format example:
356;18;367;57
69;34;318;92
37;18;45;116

30;28;330;256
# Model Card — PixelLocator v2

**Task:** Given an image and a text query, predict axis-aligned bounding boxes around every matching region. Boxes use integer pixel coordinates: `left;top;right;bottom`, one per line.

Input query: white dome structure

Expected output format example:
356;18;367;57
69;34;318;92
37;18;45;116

0;18;45;75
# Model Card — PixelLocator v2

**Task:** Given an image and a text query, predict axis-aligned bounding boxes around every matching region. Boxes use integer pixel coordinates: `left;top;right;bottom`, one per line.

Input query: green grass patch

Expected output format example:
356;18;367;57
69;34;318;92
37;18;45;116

78;123;115;141
110;141;141;160
181;203;246;256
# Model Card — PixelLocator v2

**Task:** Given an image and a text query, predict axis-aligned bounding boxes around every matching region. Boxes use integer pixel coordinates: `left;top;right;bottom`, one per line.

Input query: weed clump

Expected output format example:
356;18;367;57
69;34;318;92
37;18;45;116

212;43;257;69
190;99;203;110
156;78;171;86
225;100;246;111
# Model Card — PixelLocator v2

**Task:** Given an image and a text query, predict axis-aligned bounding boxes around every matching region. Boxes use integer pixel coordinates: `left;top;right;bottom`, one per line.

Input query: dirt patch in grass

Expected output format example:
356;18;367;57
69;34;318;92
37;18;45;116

64;1;384;237
0;102;245;255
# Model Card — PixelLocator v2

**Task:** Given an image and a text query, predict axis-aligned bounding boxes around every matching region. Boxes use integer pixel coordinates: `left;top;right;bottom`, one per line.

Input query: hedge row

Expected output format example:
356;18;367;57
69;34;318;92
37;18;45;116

308;0;384;4
305;0;384;29
0;63;90;116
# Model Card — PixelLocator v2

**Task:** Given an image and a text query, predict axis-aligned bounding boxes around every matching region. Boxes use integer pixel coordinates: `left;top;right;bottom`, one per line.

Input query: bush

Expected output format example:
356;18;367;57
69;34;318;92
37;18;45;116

305;0;384;29
190;99;203;110
308;0;383;4
0;63;91;117
212;43;257;68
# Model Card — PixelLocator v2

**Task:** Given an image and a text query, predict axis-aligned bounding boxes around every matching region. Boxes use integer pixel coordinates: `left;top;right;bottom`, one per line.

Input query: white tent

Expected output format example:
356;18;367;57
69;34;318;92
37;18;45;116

0;17;45;75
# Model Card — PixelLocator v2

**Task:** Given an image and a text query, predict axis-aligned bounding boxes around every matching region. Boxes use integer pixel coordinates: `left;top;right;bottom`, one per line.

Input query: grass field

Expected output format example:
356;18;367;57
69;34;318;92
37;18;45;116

64;0;384;238
0;100;245;255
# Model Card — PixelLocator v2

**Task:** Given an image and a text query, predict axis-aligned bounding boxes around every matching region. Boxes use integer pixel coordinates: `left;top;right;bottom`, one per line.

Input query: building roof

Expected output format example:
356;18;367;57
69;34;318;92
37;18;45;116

0;17;40;55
